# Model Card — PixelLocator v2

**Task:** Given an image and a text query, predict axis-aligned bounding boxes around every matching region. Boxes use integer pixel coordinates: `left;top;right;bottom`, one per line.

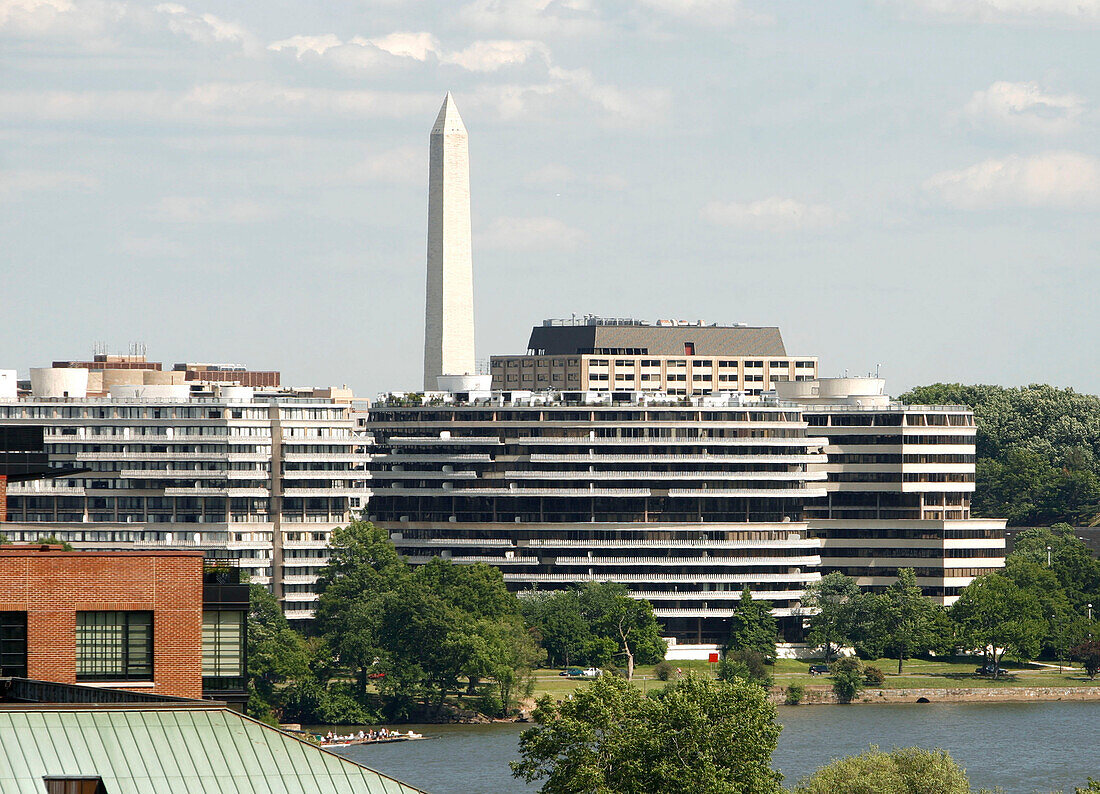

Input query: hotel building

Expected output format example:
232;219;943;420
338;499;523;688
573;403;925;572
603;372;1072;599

490;317;817;396
367;390;828;644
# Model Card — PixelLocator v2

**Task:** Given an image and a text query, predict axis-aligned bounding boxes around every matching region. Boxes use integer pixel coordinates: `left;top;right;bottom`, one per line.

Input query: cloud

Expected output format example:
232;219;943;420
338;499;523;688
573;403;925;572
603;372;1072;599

441;39;549;72
636;0;770;26
924;151;1100;209
0;84;437;125
0;168;98;199
476;215;587;250
886;0;1100;23
267;33;342;57
153;3;254;50
458;0;605;36
524;163;627;189
0;0;255;52
363;30;438;60
472;67;669;125
152;195;278;223
342;145;424;185
964;81;1086;135
701;197;846;230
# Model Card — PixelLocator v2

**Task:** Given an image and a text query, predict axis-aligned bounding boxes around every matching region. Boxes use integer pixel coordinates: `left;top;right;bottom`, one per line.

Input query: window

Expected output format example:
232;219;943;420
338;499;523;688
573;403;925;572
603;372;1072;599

44;779;107;794
203;610;245;687
0;612;27;677
76;611;153;681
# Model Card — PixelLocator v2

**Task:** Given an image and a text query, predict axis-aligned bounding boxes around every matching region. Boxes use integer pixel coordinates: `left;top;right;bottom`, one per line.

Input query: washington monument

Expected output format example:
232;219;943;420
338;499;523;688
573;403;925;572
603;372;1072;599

423;92;475;391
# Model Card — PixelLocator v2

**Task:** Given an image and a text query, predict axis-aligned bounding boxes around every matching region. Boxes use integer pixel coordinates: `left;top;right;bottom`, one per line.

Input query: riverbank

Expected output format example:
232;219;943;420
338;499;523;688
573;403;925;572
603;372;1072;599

775;684;1100;705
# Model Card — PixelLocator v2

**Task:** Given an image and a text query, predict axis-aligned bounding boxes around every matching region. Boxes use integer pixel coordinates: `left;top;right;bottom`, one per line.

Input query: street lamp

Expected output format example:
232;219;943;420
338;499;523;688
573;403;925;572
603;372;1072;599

1089;603;1094;622
1047;545;1052;567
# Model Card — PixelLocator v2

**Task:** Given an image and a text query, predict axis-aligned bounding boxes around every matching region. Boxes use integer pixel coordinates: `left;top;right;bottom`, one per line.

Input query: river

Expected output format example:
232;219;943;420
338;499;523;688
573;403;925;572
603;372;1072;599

332;702;1100;793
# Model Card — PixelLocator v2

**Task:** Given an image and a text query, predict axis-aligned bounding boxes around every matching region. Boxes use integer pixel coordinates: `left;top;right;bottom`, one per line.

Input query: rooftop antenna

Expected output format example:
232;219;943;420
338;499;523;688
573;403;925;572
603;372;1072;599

875;363;881;378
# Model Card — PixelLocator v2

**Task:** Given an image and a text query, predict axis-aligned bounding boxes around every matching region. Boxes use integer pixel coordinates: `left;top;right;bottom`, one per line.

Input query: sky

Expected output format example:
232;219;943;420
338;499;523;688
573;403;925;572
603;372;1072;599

2;0;1098;397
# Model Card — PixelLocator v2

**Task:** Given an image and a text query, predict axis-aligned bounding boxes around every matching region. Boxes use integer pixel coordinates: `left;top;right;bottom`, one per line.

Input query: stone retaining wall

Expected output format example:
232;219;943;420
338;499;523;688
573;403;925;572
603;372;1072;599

774;685;1100;706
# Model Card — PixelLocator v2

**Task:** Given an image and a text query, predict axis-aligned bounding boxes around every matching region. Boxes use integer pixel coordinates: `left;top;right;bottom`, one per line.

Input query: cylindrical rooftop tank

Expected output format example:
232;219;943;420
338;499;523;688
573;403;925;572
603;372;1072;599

108;384;191;401
217;386;255;402
30;367;88;398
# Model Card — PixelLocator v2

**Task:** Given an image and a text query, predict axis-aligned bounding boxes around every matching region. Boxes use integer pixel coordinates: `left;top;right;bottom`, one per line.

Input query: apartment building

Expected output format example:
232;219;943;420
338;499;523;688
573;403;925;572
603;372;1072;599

0;375;369;621
777;378;1005;604
367;390;828;644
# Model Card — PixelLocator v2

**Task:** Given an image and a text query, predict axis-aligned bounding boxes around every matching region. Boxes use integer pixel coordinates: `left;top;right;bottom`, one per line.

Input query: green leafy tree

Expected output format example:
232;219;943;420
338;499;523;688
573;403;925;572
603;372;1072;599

246;584;311;723
793;746;970;794
880;568;943;674
949;572;1045;675
727;587;778;661
314;520;407;698
521;589;590;668
512;673;783;794
1001;555;1082;661
717;650;773;688
898;383;1100;525
830;657;863;704
803;573;861;661
1011;524;1100;615
580;581;666;680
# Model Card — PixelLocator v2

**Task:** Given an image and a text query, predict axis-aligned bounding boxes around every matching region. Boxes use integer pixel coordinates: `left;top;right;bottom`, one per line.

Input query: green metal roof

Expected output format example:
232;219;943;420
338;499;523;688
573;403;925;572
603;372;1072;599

0;708;425;794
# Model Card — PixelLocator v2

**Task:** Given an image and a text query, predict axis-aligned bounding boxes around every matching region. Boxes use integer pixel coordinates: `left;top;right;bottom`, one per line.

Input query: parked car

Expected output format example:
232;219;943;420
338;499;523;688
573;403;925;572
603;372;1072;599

808;664;830;676
975;663;1006;676
367;672;386;680
581;668;601;678
562;668;584;678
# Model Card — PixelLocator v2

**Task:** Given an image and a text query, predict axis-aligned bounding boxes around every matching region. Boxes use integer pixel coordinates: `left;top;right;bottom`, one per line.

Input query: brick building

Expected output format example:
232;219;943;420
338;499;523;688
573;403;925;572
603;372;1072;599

0;547;206;699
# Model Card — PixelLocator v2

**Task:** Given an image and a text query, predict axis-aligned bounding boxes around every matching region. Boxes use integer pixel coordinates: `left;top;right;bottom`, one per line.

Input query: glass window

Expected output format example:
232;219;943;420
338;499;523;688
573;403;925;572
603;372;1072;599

76;611;153;681
202;610;245;679
0;612;27;678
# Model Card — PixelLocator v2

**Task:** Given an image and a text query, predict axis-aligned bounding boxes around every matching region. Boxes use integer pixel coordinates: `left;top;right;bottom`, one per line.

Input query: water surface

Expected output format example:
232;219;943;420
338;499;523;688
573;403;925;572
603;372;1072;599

334;702;1100;793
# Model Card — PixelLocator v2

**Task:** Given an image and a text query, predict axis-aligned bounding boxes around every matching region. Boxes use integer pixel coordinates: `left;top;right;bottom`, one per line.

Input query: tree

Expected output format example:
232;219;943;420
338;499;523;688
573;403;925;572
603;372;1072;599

247;584;311;722
314;520;407;698
580;581;666;680
1070;638;1100;679
803;573;861;661
727;587;777;661
949;573;1045;675
524;583;665;676
830;657;863;704
880;569;943;674
717;650;773;688
898;383;1100;526
793;747;970;794
522;589;589;668
512;673;783;794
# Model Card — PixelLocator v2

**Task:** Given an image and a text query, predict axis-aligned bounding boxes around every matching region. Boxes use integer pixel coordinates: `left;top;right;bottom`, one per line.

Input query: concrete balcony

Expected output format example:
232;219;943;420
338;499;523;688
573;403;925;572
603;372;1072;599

378;486;652;497
552;554;822;567
163;487;269;497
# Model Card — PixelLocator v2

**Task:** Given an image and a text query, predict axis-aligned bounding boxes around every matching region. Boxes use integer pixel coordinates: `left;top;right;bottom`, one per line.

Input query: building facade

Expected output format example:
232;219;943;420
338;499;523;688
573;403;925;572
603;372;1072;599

491;318;817;395
0;547;206;699
367;390;828;643
777;378;1006;604
0;385;369;621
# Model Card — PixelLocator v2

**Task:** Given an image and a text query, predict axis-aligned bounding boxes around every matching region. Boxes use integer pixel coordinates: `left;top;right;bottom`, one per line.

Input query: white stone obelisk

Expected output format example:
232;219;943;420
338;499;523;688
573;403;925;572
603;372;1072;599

423;92;475;391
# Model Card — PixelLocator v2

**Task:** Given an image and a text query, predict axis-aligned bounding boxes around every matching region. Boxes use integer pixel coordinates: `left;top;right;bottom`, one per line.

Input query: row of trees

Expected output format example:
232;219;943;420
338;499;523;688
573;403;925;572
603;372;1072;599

247;520;669;723
898;383;1100;526
801;525;1100;676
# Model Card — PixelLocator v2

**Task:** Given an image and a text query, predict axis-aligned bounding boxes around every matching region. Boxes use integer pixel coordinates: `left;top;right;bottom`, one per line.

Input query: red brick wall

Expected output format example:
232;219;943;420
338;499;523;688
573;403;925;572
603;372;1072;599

0;550;203;699
0;475;7;522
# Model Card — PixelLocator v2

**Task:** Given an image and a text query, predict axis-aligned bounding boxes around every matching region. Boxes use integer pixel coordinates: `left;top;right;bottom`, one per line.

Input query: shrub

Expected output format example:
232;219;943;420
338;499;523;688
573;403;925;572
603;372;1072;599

863;665;886;686
794;746;970;793
717;650;773;687
653;660;675;681
476;692;504;718
784;683;804;705
830;658;863;704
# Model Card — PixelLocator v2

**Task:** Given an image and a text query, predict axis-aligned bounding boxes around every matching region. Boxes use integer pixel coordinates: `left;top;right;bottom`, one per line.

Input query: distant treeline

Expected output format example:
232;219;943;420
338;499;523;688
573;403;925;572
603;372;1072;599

899;384;1100;526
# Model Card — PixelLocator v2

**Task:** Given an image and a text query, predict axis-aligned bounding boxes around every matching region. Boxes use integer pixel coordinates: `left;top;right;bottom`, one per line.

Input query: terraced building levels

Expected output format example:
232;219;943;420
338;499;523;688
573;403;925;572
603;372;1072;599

366;393;828;643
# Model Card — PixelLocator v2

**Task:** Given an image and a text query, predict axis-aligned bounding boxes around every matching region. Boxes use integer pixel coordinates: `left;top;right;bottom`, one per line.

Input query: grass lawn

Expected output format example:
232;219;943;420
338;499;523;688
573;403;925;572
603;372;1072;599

530;657;1100;700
